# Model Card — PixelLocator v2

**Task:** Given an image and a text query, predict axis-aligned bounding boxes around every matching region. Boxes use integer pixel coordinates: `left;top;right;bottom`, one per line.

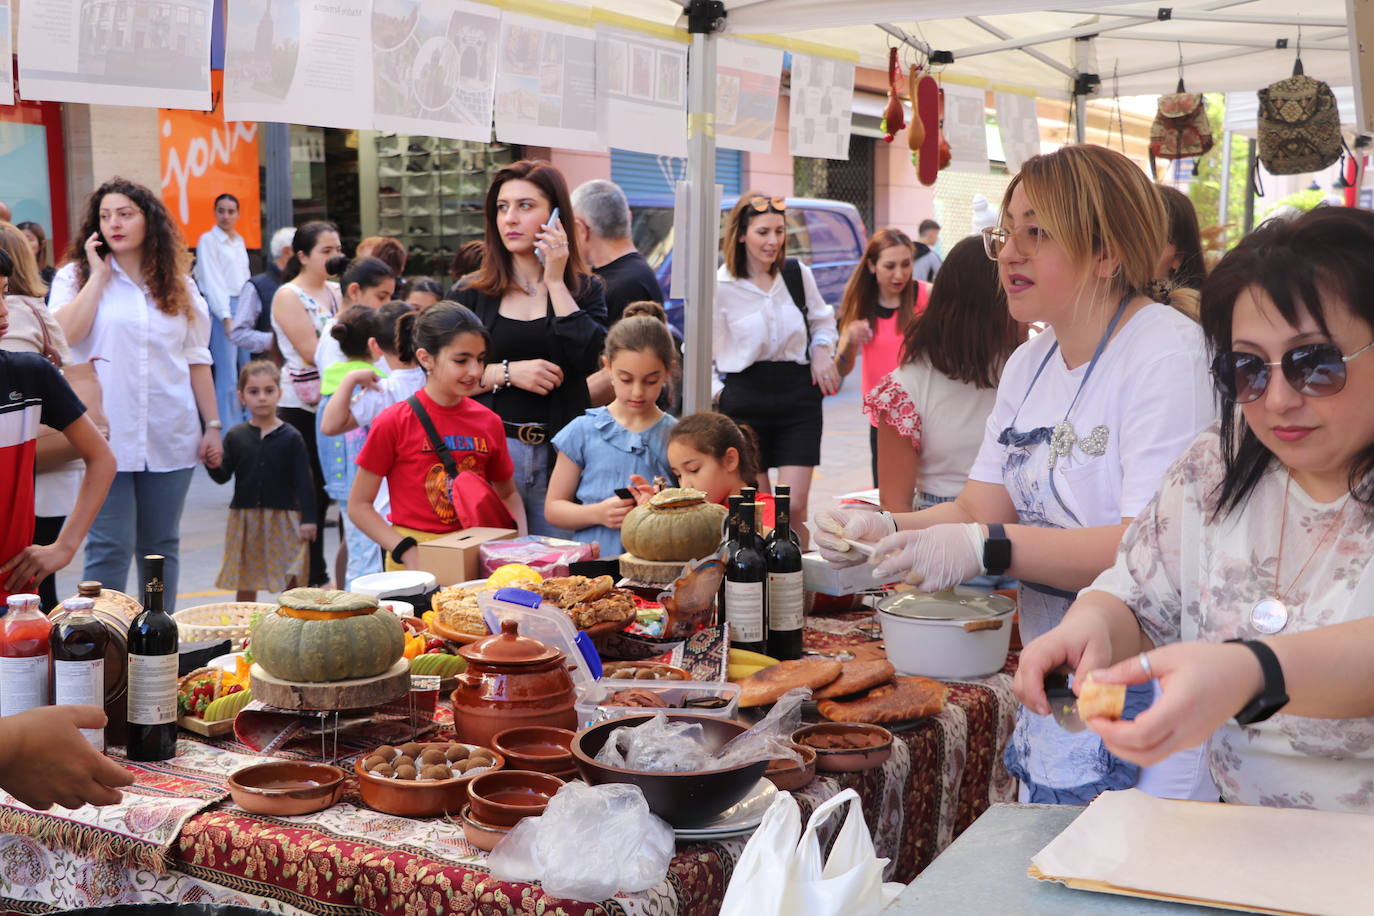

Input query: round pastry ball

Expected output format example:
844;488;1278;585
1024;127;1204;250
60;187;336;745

400;742;424;758
371;763;394;778
469;751;494;767
376;745;398;759
420;764;449;780
363;754;388;771
395;755;415;770
445;745;470;762
420;748;448;766
395;763;417;780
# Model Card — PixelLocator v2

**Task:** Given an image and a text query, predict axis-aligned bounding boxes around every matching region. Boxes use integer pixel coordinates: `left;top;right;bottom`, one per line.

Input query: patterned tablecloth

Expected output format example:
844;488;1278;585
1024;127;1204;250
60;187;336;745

0;613;1016;915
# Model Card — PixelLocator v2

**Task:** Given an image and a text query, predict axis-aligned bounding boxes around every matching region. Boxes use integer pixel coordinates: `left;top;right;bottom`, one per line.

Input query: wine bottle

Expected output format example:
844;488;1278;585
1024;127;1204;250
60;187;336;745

766;491;804;660
0;594;52;717
51;597;109;751
739;486;758;533
126;556;178;761
721;494;743;553
773;484;802;546
725;502;768;654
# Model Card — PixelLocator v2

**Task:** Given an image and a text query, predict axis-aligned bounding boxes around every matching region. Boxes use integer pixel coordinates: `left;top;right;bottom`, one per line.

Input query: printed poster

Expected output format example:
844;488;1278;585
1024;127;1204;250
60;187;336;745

160;72;262;249
788;53;855;160
372;0;498;142
494;11;600;152
223;0;372;130
0;0;12;106
715;39;782;154
942;83;989;173
598;27;687;158
995;90;1040;173
18;0;212;108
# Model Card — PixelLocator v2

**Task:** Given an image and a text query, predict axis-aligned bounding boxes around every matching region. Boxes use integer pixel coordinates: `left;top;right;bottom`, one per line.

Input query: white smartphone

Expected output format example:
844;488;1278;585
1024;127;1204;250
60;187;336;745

535;206;561;265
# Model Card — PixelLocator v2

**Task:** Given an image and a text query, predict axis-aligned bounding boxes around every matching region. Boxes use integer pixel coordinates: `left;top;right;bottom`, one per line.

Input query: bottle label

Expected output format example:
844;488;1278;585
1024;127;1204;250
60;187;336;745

0;655;49;717
127;653;178;725
724;580;765;643
768;571;804;631
55;659;106;750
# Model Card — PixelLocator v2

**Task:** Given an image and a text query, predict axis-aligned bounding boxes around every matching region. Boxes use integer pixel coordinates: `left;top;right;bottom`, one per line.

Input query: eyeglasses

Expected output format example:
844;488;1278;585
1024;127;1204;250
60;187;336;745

748;196;786;213
981;224;1047;260
1211;340;1374;403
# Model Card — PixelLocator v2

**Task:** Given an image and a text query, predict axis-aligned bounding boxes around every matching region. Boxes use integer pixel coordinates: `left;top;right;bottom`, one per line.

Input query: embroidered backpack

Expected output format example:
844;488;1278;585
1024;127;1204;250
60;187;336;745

1256;59;1343;176
1149;82;1213;175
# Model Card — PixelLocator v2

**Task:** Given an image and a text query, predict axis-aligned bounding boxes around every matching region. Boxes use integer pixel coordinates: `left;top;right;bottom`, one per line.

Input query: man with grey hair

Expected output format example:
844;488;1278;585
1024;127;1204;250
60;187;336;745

230;225;295;361
570;179;661;326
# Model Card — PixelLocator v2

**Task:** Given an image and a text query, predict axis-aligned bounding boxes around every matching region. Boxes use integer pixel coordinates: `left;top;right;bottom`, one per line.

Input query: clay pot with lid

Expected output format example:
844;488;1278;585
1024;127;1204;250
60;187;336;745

451;619;577;747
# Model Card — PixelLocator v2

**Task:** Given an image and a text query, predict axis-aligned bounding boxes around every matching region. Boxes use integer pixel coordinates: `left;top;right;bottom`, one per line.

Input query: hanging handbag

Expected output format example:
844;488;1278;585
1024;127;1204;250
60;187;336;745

18;298;110;472
1256;57;1343;176
406;395;516;530
1149;80;1213;176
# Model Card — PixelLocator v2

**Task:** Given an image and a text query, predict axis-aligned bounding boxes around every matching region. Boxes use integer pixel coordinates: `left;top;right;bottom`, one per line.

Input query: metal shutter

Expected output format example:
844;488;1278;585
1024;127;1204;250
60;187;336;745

610;148;743;196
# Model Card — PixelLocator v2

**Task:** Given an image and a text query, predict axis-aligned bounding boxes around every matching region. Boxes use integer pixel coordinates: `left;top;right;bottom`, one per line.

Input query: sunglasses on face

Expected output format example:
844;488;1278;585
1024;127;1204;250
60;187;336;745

1211;339;1374;403
748;196;786;213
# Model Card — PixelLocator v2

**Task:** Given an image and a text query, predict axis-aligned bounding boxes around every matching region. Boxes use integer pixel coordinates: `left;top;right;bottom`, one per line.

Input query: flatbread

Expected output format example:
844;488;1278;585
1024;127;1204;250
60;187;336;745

738;658;843;707
813;660;897;700
817;676;947;724
1076;673;1126;720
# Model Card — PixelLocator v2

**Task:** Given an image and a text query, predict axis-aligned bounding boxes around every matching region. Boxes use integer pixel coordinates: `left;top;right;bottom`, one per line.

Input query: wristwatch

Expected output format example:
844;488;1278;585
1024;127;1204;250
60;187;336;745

982;523;1012;577
390;536;418;565
1225;638;1289;724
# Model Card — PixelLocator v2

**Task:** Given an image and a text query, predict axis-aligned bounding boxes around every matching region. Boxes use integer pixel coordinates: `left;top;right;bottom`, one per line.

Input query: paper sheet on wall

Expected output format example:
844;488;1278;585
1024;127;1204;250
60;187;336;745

995;91;1040;173
494;12;601;152
223;0;372;130
0;0;13;106
715;39;782;154
941;83;990;173
788;54;854;160
597;27;687;158
18;0;212;108
371;0;497;142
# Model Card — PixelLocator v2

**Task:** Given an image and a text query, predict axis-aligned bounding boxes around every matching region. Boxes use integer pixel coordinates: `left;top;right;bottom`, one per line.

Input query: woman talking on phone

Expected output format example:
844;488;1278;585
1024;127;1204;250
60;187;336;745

449;160;606;536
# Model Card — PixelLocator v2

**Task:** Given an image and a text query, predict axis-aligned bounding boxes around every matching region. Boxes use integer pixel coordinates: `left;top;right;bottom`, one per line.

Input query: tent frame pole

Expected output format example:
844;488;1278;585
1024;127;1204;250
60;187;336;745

683;1;725;415
1218;129;1233;240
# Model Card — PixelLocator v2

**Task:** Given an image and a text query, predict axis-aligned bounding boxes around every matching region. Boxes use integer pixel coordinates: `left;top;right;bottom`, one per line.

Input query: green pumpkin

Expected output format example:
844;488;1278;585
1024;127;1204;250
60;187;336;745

620;488;728;562
251;589;404;683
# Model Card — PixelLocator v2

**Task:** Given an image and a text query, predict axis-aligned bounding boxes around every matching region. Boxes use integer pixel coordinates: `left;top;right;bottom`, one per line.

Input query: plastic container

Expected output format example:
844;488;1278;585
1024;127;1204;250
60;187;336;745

573;679;741;728
477;588;601;688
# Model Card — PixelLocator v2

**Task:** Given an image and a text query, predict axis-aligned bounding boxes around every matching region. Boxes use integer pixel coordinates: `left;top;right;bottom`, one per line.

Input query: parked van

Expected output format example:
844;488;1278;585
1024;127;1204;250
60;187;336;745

627;194;868;333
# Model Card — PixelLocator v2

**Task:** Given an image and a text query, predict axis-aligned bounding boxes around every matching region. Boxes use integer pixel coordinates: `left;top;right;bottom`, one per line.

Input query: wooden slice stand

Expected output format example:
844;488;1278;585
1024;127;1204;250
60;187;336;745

618;553;689;586
250;658;411;711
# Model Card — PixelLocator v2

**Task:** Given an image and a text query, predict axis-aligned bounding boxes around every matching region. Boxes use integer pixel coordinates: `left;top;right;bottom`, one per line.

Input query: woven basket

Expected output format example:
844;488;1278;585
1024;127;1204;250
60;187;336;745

172;602;276;649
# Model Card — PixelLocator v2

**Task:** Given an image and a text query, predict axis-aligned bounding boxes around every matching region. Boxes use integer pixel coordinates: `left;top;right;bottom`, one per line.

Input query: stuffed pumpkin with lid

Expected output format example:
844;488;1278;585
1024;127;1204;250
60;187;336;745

251;589;405;683
620;488;728;562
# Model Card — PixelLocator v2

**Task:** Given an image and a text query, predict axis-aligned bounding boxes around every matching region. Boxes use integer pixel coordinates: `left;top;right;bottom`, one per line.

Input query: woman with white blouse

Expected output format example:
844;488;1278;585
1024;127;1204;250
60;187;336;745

714;193;840;545
51;177;222;610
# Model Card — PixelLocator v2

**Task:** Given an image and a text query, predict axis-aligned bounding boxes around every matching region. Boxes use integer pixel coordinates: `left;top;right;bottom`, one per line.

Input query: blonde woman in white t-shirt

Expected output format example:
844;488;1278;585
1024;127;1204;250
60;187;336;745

817;145;1217;804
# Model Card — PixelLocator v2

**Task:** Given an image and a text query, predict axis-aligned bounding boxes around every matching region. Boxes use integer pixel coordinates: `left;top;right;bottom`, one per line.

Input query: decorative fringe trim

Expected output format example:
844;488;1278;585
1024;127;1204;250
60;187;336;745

0;807;171;874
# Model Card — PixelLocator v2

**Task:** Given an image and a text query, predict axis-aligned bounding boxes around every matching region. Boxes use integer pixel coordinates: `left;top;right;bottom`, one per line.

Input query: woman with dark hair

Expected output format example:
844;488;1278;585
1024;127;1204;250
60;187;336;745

834;227;930;484
448;159;606;537
1017;206;1374;813
1152;184;1207;318
864;235;1024;514
15;221;56;288
49;177;221;609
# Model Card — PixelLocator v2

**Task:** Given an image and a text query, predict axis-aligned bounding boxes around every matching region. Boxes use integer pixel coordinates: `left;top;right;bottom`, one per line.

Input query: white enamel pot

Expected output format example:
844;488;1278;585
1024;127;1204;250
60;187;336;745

877;588;1015;679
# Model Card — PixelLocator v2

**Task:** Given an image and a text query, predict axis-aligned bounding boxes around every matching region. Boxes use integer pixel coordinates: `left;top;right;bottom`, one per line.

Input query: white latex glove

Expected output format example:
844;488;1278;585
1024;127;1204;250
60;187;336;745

813;508;896;567
870;523;985;591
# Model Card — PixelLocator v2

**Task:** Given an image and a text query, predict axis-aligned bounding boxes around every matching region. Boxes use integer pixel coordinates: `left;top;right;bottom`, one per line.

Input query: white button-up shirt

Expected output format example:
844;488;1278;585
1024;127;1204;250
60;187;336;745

50;261;212;473
712;261;838;375
193;225;251;320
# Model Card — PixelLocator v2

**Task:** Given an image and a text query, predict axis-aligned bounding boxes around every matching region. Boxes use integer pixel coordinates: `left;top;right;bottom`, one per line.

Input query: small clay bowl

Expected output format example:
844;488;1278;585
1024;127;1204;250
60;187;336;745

228;761;346;816
467;769;564;828
460;804;512;852
355;742;505;818
491;726;576;776
764;741;817;792
792;723;893;773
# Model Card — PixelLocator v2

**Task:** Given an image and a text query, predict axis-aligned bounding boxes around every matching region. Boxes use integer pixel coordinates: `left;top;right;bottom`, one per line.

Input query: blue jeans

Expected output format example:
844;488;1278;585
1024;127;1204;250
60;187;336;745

84;467;195;612
506;438;572;539
342;513;381;589
210;313;245;427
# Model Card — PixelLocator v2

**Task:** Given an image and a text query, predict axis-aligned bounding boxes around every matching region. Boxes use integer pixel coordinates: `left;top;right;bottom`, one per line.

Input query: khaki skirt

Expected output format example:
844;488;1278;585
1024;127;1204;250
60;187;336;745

217;508;309;593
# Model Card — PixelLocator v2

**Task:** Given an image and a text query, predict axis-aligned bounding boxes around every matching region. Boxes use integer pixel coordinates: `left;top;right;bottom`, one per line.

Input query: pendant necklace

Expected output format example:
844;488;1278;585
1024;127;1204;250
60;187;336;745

1252;471;1351;634
515;273;540;297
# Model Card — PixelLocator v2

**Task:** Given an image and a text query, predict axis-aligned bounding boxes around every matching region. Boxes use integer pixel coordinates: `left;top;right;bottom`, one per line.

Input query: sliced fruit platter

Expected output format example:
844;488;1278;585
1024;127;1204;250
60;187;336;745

400;615;467;679
178;659;253;737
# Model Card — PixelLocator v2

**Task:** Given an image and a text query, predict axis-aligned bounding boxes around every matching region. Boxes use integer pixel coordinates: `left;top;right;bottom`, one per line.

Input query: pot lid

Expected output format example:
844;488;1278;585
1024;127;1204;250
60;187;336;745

459;618;564;666
878;588;1014;622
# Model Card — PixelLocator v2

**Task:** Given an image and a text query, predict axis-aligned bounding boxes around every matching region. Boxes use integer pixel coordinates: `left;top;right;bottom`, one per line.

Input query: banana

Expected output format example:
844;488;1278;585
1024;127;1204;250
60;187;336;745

728;648;780;668
728;663;766;681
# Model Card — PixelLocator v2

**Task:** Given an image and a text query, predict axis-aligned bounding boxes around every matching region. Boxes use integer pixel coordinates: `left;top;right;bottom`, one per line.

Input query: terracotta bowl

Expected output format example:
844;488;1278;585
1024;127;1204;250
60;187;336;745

792;723;893;773
228;761;346;816
467;769;565;827
571;713;767;827
354;742;505;817
491;726;576;776
764;741;818;792
460;804;512;852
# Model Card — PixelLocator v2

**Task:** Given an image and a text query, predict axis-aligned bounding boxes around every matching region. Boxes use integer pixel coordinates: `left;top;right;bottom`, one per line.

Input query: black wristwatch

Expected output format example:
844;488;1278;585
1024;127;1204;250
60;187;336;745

1226;638;1289;725
983;523;1012;577
390;536;419;565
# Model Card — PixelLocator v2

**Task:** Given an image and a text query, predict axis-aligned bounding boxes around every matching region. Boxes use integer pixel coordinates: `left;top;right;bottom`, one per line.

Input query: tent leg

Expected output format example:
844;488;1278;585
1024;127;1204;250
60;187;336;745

683;26;721;415
1243;138;1258;233
1074;93;1087;144
1218;130;1233;239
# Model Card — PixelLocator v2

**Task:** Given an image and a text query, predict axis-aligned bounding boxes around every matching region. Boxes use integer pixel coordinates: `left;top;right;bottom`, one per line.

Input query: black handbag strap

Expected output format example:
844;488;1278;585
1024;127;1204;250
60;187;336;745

780;257;812;351
406;395;458;479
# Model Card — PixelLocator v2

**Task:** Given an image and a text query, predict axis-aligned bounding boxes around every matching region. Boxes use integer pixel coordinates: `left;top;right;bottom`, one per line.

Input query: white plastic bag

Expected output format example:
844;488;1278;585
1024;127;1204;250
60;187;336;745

719;788;904;916
486;781;675;902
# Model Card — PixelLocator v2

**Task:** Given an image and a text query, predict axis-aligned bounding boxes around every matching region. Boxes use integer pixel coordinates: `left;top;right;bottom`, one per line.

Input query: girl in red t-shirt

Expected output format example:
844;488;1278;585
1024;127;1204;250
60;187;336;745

349;304;525;570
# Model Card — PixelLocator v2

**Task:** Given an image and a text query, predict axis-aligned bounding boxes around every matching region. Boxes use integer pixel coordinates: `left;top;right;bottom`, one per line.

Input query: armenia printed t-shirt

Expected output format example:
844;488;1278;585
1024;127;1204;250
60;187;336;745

356;389;514;533
0;352;85;601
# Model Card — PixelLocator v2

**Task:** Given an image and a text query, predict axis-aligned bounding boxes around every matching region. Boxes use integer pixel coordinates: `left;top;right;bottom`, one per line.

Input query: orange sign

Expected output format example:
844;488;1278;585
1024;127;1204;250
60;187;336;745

159;71;262;249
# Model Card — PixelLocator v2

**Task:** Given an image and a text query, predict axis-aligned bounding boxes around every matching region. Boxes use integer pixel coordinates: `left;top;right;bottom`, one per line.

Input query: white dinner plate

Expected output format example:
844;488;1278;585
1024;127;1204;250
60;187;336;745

350;570;437;598
673;778;778;839
208;651;244;673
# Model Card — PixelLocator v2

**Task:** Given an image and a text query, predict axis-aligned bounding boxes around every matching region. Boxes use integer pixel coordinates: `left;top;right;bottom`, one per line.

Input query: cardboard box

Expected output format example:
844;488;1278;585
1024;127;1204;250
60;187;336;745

802;551;892;596
416;527;518;586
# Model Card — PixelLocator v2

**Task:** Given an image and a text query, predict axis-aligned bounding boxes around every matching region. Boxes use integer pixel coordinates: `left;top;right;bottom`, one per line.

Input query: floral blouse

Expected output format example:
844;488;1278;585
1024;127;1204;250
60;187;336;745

1089;429;1374;812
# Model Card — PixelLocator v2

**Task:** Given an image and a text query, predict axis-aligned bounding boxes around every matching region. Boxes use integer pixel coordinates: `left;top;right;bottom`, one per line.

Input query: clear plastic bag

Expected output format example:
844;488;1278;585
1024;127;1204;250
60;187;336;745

486;781;675;902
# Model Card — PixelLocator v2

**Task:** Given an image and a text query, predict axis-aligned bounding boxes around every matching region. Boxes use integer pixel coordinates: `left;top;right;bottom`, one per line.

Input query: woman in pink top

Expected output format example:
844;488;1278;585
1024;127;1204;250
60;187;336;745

835;228;931;484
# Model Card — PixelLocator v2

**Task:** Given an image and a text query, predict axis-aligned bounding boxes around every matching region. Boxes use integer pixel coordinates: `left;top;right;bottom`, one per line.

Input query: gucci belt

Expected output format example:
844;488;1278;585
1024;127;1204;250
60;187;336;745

505;421;547;445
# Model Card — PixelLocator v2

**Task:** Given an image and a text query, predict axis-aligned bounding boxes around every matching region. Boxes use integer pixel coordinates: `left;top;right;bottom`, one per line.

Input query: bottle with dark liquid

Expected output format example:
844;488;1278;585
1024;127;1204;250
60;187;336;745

51;596;109;750
725;502;768;655
0;594;52;716
766;490;804;660
773;484;802;546
126;556;178;761
739;486;758;533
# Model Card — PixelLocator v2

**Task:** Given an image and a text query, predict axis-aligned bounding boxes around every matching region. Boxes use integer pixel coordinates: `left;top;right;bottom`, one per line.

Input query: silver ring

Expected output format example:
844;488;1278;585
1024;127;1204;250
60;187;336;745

1138;651;1154;679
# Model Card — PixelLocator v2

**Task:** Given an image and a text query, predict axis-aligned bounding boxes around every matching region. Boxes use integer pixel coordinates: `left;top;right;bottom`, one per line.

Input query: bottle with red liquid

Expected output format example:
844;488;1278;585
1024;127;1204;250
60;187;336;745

1;594;53;716
51;596;109;751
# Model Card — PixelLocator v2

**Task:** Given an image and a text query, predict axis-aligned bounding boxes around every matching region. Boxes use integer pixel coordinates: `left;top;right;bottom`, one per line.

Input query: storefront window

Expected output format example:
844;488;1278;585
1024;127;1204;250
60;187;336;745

0;98;66;255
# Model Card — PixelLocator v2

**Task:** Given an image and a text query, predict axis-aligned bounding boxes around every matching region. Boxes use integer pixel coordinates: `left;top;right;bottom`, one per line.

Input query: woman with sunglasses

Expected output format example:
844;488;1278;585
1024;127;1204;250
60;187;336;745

715;193;840;545
817;145;1216;803
1015;206;1374;813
